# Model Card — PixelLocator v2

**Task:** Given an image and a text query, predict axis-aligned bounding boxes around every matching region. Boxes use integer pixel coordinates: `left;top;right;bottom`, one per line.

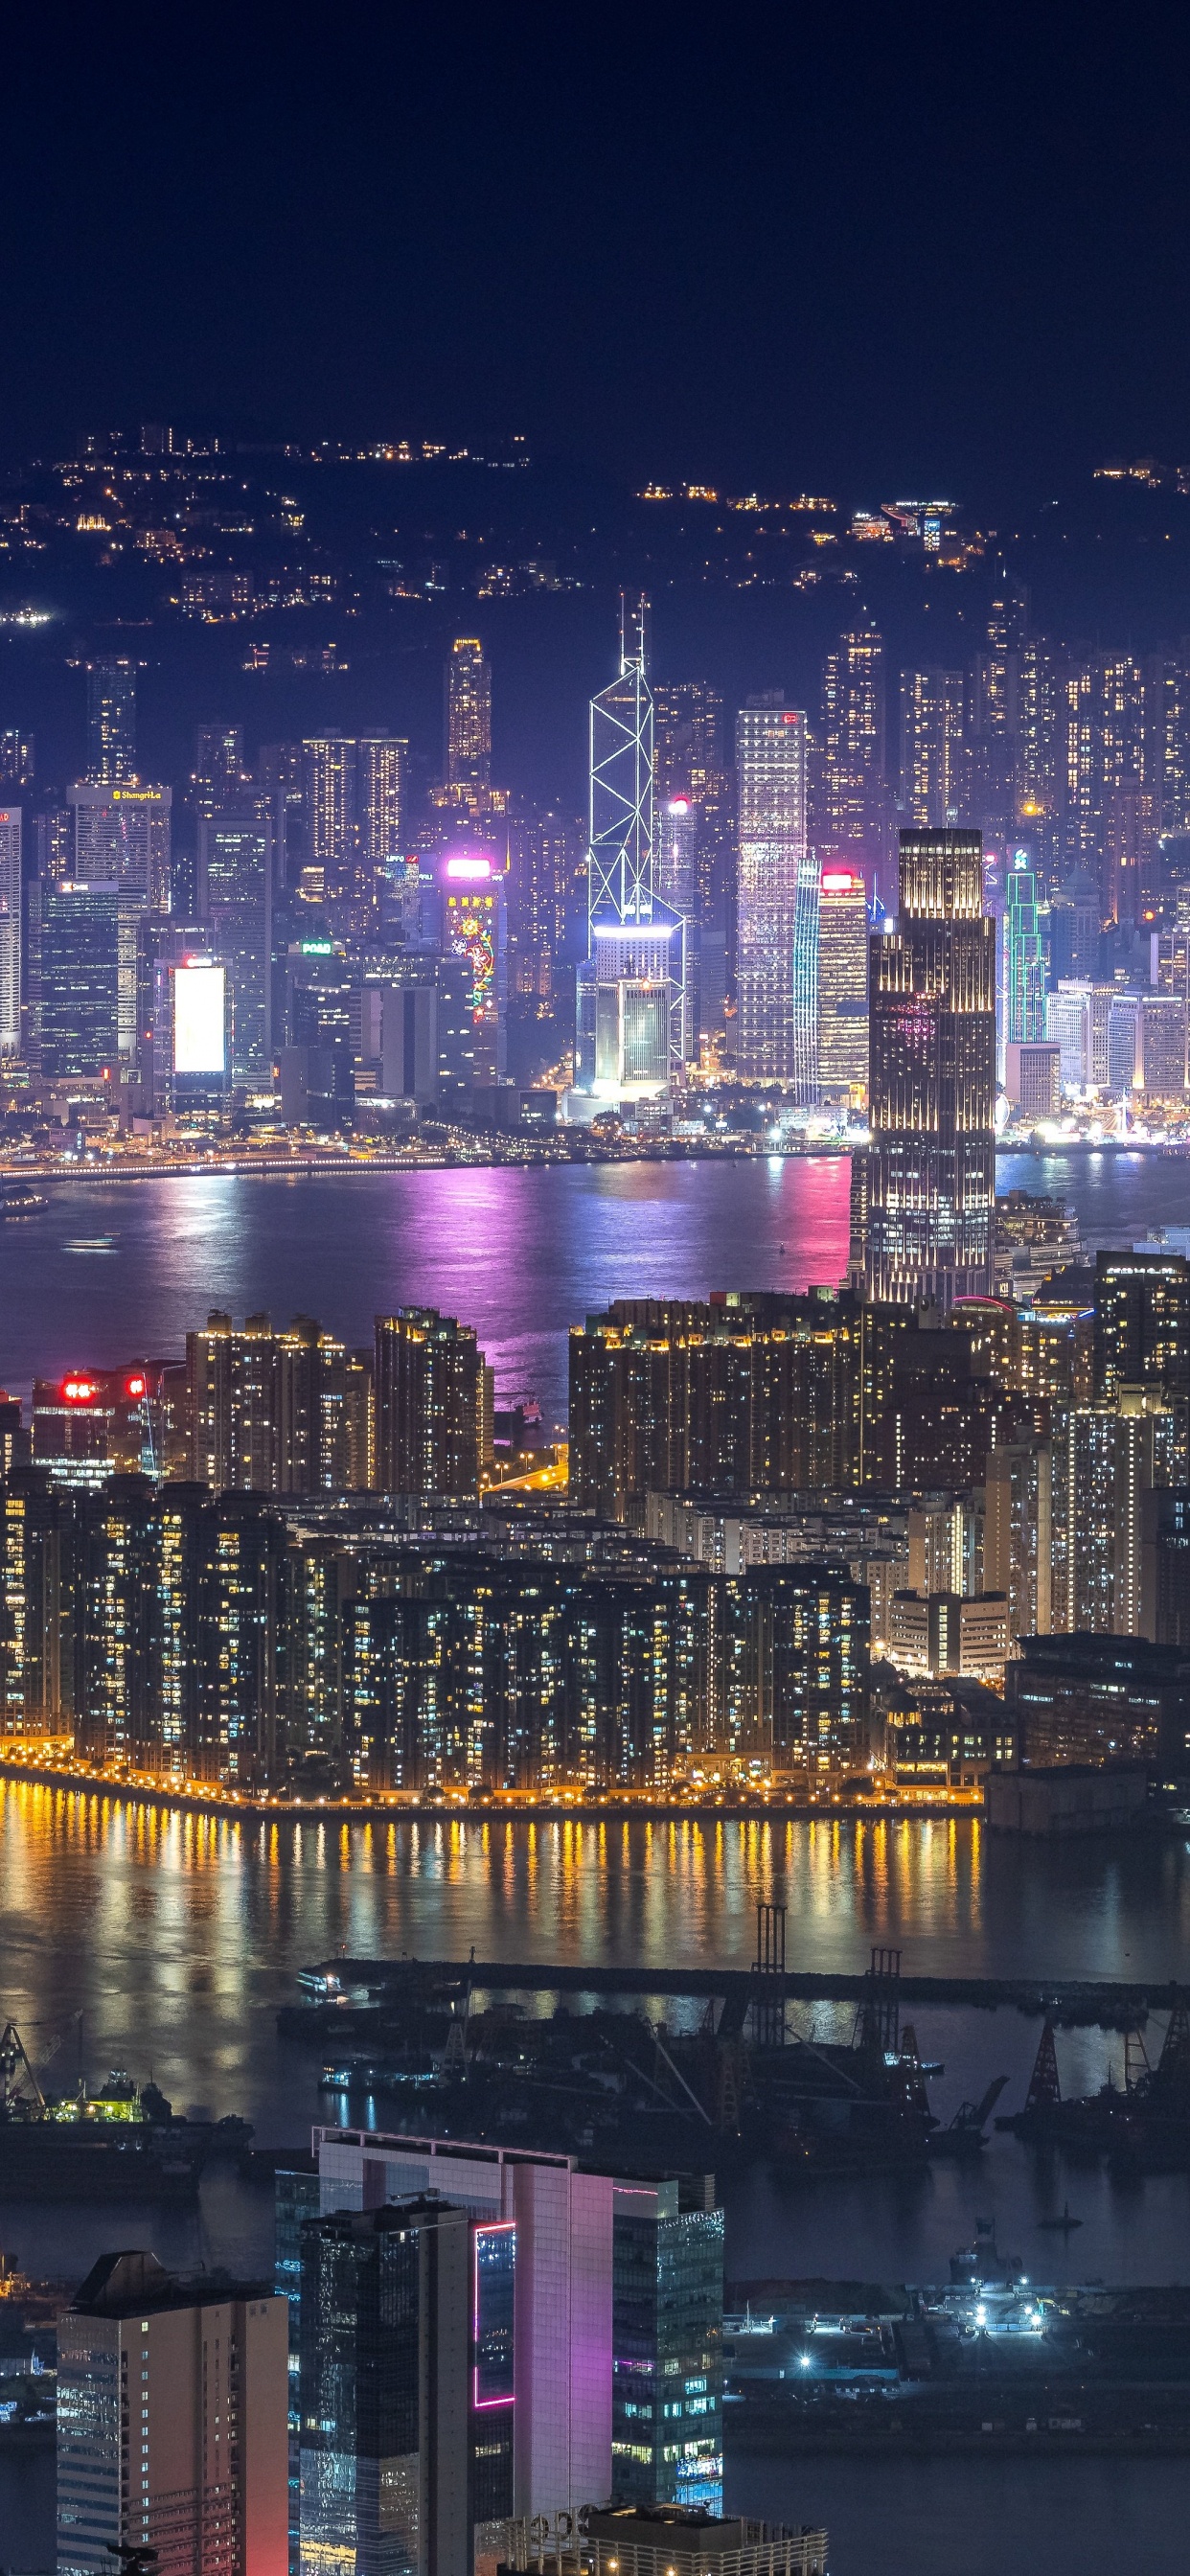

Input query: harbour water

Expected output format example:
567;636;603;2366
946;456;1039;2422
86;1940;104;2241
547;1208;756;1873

0;1144;1182;1419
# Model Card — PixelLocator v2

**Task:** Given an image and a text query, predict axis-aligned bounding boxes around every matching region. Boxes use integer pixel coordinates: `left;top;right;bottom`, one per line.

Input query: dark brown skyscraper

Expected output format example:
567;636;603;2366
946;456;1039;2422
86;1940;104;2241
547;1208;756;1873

863;829;995;1309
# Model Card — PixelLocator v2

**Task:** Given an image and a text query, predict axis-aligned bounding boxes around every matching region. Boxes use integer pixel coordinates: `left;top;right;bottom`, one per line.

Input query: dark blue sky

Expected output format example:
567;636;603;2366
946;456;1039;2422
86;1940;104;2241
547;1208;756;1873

3;3;1188;502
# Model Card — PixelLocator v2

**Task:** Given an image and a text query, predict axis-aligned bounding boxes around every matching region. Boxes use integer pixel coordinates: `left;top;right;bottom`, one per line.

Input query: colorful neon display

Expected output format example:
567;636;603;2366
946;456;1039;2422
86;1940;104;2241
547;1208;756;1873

447;894;496;1024
472;2220;515;2409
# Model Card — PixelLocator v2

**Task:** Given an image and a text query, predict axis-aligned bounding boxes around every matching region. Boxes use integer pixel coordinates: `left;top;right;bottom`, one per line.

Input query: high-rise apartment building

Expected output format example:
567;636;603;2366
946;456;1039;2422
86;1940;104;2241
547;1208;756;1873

357;733;408;865
863;831;996;1307
84;656;137;785
374;1309;485;1501
303;735;357;897
1063;1388;1179;1634
56;2247;287;2576
899;670;965;827
446;638;492;788
197;797;274;1084
0;806;20;1053
815;865;868;1094
984;1438;1053;1640
187;1310;373;1494
1094;1250;1190;1407
298;2197;477;2576
735;702;811;1085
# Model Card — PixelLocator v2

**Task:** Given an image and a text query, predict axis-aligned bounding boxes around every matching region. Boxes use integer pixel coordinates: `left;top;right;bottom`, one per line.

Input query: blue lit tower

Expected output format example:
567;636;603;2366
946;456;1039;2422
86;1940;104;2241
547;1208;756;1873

1003;850;1047;1050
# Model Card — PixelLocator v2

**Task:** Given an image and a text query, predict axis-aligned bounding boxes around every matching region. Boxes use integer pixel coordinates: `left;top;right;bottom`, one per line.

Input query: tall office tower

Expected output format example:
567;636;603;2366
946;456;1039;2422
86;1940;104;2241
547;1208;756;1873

820;625;888;895
446;637;492;787
34;805;73;881
1003;853;1046;1052
1094;1249;1190;1408
1045;982;1091;1089
197;796;274;1084
259;742;304;882
588;599;653;931
577;605;686;1098
734;702;810;1083
652;682;723;802
969;582;1026;841
303;735;357;898
56;2248;287;2576
375;1309;484;1500
357;732;408;865
511;807;584;1000
142;932;228;1114
28;879;122;1074
84;655;138;783
816;865;869;1095
1063;1388;1178;1633
984;1438;1053;1641
298;2198;476;2576
0;728;34;789
68;781;172;908
1049;868;1099;982
864;830;996;1308
899;669;965;828
1060;654;1148;905
441;851;509;1084
313;2130;623;2520
611;2178;723;2512
193;724;246;821
1017;638;1062;862
1141;992;1188;1097
0;805;19;1052
654;796;699;1061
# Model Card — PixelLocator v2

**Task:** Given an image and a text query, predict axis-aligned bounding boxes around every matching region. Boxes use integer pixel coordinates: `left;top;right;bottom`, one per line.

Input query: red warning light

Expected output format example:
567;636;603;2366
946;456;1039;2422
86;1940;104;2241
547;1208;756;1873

126;1374;147;1399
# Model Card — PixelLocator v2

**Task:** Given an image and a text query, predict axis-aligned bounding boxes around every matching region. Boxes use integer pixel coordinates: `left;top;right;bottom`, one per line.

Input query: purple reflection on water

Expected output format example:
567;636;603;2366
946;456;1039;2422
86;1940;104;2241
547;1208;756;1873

0;1158;853;1424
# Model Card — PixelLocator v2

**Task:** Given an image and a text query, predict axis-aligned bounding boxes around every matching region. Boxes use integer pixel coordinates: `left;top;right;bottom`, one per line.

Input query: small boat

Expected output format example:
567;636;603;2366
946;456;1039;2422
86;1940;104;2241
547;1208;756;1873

1037;2201;1084;2233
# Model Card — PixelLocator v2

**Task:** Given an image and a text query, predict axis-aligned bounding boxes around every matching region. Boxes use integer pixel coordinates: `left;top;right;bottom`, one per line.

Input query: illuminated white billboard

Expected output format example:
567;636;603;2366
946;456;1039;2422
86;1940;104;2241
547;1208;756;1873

173;961;226;1074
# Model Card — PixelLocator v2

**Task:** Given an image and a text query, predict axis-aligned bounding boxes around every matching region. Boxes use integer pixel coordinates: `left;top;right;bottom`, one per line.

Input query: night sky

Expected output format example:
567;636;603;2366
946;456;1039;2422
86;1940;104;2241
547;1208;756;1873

3;6;1188;502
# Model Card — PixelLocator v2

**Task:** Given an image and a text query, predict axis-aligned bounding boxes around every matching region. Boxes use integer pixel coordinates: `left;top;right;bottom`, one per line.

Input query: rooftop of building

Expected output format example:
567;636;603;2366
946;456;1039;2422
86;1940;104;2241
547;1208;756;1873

71;2248;275;2318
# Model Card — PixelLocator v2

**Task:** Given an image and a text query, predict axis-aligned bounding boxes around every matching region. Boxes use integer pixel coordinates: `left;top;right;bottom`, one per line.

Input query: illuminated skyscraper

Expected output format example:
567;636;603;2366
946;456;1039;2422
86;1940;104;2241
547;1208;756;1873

816;864;868;1094
29;879;123;1074
84;656;138;785
446;637;492;788
68;782;172;908
0;806;20;1053
654;796;699;1060
197;796;274;1083
192;724;245;818
587;599;653;930
864;830;996;1307
577;604;685;1096
899;670;965;828
1003;852;1047;1054
734;702;810;1084
0;730;34;790
820;626;886;880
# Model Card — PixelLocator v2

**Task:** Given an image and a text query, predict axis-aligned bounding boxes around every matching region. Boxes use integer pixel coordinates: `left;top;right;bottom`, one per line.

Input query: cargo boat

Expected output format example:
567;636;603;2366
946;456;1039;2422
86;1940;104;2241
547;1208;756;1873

0;2022;250;2202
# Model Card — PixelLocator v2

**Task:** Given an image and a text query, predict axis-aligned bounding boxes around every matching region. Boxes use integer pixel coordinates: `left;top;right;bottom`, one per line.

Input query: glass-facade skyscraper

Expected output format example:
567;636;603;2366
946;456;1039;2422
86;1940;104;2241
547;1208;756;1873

84;655;137;785
1003;852;1046;1050
611;2178;722;2514
735;702;809;1084
0;804;20;1052
446;638;492;788
864;829;996;1307
197;795;274;1083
